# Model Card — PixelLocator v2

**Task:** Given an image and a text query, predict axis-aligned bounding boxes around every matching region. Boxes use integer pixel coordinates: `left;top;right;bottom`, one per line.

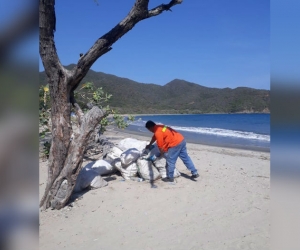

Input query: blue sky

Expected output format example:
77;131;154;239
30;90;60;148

39;0;270;90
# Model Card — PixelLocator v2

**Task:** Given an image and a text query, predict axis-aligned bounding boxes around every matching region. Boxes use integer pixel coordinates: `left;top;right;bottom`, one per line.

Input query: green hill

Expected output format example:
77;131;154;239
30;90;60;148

39;65;270;114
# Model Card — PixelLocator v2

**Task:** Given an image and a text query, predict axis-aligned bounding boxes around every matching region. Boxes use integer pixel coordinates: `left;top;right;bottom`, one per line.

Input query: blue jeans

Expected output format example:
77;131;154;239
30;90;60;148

164;140;198;178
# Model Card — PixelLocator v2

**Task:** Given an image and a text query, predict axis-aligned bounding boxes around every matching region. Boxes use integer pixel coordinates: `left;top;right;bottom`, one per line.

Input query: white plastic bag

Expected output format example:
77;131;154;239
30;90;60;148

136;158;161;181
142;145;181;178
74;167;107;193
153;157;168;178
172;168;181;178
105;146;123;162
153;158;181;178
112;159;138;180
120;148;141;166
118;138;147;152
90;175;108;189
86;159;117;176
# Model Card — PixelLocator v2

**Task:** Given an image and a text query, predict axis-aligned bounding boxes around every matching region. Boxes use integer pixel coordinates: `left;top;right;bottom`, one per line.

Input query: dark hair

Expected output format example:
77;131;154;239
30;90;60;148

145;120;156;129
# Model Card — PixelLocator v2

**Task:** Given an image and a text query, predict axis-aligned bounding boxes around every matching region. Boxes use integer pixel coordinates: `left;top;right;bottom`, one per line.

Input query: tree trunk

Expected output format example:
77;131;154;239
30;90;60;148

39;0;183;210
39;65;107;210
39;69;71;209
44;106;106;209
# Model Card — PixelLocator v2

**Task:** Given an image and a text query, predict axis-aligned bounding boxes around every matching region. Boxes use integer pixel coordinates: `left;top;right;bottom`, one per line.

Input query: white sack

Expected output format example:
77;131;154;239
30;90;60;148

112;159;138;180
74;167;107;193
88;159;117;176
105;146;123;162
118;138;147;152
153;157;168;178
120;148;141;166
92;160;117;176
90;175;108;189
142;144;181;179
153;157;181;178
172;168;181;178
136;158;161;181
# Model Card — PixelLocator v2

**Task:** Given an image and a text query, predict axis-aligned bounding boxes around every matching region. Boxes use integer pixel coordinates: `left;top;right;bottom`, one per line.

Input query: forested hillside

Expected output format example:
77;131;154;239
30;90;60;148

39;65;270;114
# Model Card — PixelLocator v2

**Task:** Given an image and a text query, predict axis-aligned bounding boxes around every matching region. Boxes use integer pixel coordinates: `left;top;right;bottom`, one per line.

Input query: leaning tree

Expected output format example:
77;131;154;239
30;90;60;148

39;0;183;210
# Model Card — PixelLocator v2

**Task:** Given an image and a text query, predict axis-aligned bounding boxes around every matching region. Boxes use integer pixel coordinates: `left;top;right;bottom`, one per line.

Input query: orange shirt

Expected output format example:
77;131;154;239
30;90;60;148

152;125;184;152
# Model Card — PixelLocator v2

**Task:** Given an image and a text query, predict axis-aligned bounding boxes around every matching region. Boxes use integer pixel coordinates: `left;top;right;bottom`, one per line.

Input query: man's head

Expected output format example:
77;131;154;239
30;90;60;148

145;120;156;133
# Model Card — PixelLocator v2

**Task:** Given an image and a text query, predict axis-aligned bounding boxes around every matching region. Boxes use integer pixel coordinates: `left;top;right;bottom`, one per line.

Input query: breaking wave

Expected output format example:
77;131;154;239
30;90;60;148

130;120;270;142
171;126;270;142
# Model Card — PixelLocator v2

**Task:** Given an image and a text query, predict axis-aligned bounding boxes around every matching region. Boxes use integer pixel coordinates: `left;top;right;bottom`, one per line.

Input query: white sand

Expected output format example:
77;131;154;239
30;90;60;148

39;130;270;250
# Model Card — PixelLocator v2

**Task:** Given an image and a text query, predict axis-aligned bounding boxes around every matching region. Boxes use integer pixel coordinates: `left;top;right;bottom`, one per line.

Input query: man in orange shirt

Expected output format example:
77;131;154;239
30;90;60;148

145;120;199;183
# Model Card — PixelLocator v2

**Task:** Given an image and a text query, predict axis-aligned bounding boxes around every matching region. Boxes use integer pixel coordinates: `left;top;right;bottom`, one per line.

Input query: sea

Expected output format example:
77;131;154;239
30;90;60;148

124;114;270;152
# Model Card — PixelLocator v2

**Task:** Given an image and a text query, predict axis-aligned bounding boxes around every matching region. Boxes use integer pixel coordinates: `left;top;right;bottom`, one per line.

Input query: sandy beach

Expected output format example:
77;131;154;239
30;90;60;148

39;129;270;250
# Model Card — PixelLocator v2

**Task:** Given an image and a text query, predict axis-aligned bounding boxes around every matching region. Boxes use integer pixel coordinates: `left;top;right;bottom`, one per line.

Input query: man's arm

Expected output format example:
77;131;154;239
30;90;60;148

145;135;156;149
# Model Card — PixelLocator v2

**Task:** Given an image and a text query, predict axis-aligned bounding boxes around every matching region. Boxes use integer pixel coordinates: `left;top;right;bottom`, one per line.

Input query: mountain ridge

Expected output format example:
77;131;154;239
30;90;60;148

39;65;270;114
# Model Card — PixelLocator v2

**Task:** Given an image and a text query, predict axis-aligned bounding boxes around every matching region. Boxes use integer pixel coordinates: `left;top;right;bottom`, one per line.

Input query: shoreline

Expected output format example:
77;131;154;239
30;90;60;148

113;127;270;153
118;113;270;153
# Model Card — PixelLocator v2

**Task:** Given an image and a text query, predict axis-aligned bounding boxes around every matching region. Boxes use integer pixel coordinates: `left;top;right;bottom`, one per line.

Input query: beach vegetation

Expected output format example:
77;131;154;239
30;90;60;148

39;82;133;158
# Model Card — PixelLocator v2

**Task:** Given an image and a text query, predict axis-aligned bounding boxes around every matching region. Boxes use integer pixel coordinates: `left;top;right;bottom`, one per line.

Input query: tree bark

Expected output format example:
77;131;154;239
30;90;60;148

39;0;183;210
45;106;106;209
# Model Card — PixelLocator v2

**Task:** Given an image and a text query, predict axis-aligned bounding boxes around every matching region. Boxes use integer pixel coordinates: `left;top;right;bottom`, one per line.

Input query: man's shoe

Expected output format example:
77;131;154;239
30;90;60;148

162;177;175;184
191;173;199;178
162;177;174;182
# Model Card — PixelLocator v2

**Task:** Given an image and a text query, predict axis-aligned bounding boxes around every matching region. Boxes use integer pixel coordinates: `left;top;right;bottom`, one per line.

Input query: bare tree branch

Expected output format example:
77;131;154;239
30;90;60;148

134;0;150;12
148;0;183;17
69;0;183;89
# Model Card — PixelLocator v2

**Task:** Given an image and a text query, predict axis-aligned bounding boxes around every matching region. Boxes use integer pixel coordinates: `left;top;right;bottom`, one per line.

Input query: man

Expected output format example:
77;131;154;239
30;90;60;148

145;120;199;183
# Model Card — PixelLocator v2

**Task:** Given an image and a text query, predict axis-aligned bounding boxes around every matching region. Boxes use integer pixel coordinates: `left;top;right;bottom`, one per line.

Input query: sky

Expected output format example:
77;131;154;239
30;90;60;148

39;0;270;90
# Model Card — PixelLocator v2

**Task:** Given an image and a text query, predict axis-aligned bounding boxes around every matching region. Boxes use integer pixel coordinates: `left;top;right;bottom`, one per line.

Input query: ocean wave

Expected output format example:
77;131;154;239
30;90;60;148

131;119;146;125
172;126;270;142
130;120;270;142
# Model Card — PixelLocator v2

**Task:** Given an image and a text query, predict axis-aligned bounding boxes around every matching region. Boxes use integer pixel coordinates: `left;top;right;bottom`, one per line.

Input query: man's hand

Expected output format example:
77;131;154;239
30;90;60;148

145;155;161;162
145;155;156;161
146;144;155;150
